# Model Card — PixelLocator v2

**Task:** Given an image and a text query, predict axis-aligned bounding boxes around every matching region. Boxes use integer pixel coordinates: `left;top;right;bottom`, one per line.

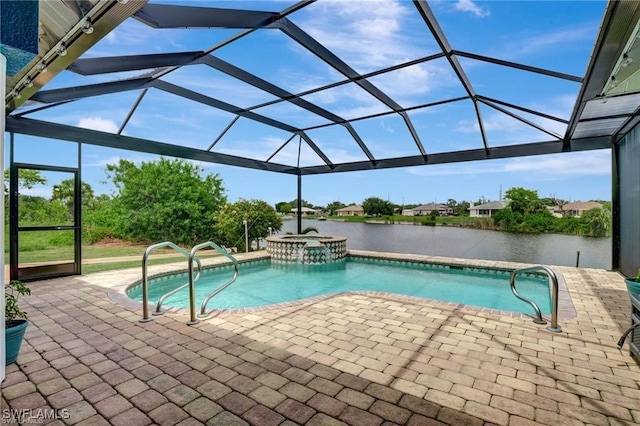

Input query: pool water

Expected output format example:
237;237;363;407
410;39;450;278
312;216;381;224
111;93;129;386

128;258;552;314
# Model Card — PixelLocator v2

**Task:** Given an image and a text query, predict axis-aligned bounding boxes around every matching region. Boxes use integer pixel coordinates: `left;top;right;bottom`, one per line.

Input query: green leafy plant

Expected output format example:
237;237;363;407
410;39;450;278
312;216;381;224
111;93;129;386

632;268;640;283
5;280;30;327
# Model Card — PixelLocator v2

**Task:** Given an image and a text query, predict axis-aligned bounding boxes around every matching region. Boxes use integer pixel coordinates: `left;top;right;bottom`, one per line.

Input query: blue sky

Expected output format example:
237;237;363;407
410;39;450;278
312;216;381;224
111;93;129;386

9;0;611;207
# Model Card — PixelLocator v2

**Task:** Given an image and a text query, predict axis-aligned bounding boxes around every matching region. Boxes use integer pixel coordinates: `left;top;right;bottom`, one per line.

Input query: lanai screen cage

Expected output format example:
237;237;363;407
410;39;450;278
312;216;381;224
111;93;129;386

3;0;640;278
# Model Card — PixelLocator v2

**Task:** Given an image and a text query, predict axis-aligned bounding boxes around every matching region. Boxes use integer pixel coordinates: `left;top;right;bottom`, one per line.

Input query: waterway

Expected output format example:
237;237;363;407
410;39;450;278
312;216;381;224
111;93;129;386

281;219;611;269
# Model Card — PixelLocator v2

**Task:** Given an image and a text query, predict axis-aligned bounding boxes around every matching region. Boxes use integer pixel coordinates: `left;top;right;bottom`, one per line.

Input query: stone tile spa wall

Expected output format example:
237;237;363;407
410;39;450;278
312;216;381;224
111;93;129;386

266;235;347;264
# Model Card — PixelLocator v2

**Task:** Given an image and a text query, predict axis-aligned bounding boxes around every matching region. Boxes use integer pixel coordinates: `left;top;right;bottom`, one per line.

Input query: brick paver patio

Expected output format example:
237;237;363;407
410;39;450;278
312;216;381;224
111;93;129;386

2;250;639;425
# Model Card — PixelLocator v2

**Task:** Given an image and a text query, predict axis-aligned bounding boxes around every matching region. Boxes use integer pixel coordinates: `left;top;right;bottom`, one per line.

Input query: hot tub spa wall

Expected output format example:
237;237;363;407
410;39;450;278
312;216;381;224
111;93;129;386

266;235;347;263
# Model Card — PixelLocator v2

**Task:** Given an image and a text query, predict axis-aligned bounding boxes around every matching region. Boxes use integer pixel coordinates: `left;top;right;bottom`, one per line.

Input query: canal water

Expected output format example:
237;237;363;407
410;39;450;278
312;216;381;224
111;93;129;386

281;219;612;269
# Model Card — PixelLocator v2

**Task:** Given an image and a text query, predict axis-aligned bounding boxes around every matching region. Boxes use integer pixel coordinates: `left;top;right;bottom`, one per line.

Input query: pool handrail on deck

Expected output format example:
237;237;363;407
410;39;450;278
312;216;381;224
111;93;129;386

510;265;562;333
140;241;202;322
187;241;239;325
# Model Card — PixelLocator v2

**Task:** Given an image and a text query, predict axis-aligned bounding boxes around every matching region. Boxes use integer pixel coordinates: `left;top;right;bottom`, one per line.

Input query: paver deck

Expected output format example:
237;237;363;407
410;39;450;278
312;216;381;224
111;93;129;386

2;250;639;425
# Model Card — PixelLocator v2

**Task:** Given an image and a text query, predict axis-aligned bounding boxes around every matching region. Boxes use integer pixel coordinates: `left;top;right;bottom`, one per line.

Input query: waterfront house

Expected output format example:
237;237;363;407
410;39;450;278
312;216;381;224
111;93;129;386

336;205;364;216
403;203;453;216
291;206;322;216
554;201;603;217
469;200;509;217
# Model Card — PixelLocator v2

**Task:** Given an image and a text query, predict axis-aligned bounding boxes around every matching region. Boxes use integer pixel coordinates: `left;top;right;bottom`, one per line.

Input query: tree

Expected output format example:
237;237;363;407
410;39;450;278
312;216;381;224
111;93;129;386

289;199;314;208
215;199;282;251
4;169;46;194
453;201;470;216
105;157;227;245
325;201;346;216
83;194;120;243
504;187;540;215
521;210;555;232
492;208;522;230
362;197;394;216
275;201;292;214
51;179;96;221
580;207;611;237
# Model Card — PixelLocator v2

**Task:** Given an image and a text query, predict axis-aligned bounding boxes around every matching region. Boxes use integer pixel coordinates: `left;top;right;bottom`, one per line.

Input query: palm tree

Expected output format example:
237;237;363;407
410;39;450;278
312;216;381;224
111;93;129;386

51;179;95;220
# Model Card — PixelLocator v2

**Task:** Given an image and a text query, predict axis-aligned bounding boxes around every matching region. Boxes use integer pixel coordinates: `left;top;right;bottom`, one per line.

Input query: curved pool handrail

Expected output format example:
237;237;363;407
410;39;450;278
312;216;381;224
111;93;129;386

509;265;561;333
154;257;202;315
187;241;239;324
141;241;199;322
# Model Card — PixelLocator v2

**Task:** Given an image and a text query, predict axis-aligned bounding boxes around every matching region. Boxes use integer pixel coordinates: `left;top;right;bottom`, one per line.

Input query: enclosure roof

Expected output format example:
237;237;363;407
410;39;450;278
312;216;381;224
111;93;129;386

4;0;640;176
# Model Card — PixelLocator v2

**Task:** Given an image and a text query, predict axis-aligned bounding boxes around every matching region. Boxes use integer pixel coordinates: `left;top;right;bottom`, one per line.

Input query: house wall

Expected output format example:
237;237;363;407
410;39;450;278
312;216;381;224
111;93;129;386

337;210;361;216
616;125;640;277
470;209;493;218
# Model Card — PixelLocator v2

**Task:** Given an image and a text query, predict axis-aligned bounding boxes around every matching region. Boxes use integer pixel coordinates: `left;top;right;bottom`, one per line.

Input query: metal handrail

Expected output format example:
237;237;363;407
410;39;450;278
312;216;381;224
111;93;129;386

154;258;202;316
187;241;239;325
509;265;562;333
140;241;200;322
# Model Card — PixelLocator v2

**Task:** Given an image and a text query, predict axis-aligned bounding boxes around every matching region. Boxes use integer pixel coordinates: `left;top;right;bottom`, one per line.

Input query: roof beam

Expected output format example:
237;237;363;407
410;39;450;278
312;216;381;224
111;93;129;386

6;116;298;174
118;88;149;136
145;1;314;82
453;51;583;83
201;55;376;162
298;137;611;175
298;132;334;168
202;55;345;123
246;53;445;113
134;4;280;29
278;17;427;157
267;134;297;162
153;80;300;133
412;0;489;152
69;52;205;76
476;96;568;124
478;98;563;140
31;77;153;103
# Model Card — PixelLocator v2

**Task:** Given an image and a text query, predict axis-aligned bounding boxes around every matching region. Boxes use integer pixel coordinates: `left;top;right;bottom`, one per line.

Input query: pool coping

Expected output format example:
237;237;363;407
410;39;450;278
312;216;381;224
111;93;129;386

108;250;577;323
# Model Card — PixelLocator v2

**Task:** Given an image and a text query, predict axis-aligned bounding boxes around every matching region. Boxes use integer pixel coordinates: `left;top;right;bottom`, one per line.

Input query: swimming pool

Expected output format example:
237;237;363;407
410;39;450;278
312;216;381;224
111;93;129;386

127;256;553;315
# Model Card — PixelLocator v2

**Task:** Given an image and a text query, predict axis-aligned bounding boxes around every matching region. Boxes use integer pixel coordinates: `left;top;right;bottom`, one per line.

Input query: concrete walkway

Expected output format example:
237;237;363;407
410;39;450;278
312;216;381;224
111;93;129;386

2;251;639;425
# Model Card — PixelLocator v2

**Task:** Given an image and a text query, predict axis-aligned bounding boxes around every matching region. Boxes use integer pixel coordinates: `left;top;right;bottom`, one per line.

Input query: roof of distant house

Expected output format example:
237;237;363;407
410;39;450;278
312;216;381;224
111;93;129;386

337;205;363;211
291;206;320;212
469;201;510;210
559;201;603;211
412;203;449;211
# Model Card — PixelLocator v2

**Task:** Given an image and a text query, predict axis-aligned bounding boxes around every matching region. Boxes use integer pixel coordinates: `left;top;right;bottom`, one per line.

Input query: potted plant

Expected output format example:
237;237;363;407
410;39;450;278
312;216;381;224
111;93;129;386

625;268;640;296
5;280;30;365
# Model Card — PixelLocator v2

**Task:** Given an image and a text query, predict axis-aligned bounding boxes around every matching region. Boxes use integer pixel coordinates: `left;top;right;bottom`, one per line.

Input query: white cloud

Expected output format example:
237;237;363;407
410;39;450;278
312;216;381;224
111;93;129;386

371;62;457;102
454;0;490;17
504;151;610;176
295;0;424;72
513;24;596;56
77;116;119;133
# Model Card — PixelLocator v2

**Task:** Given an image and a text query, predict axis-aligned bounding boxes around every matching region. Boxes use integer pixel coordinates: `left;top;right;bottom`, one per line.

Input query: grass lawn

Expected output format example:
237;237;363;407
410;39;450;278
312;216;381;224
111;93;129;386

81;256;197;274
7;242;220;265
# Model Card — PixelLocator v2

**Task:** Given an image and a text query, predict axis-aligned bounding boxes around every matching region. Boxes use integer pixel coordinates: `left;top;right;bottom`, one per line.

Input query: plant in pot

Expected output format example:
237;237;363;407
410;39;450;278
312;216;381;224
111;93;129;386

5;280;30;365
624;268;640;299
